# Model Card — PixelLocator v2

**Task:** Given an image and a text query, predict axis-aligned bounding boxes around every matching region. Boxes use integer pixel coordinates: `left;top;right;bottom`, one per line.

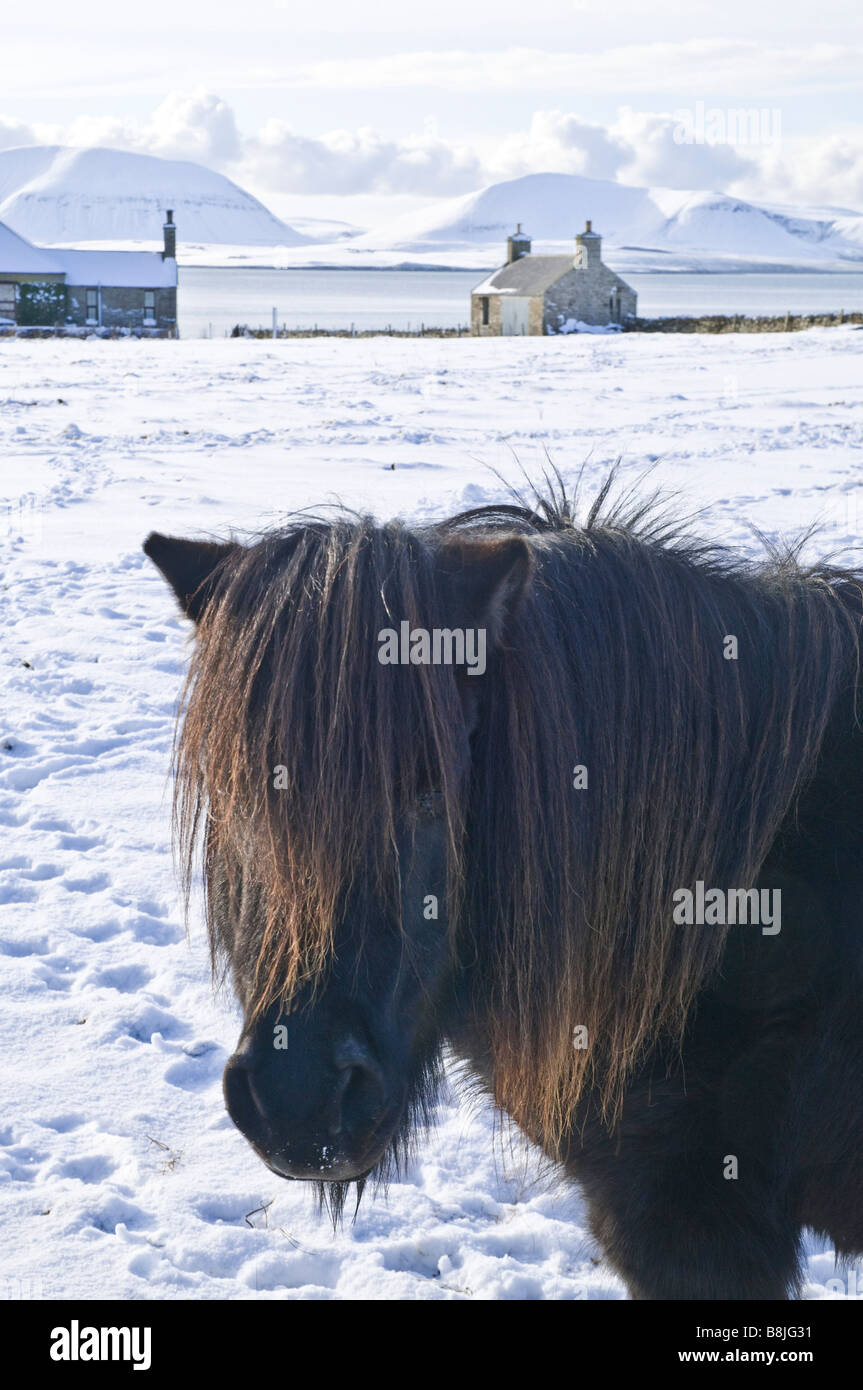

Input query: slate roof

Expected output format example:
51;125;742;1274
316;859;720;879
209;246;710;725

472;254;576;297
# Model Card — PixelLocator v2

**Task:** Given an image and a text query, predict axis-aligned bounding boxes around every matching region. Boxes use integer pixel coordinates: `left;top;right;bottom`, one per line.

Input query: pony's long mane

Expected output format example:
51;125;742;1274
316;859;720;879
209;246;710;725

175;477;863;1145
176;517;468;1015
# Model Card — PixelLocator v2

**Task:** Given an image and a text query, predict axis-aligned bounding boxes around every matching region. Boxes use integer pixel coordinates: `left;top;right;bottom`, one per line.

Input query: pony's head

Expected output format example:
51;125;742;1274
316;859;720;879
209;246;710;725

147;485;862;1210
144;520;533;1196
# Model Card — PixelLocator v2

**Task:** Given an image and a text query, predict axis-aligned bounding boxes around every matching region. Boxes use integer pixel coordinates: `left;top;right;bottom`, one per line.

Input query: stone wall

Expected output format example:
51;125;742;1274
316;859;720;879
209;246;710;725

65;285;177;333
470;293;503;336
623;312;863;334
543;264;637;331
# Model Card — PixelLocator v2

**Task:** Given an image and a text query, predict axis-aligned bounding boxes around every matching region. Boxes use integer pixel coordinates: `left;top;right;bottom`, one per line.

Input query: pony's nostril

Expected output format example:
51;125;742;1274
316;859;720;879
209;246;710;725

328;1036;386;1138
223;1051;262;1140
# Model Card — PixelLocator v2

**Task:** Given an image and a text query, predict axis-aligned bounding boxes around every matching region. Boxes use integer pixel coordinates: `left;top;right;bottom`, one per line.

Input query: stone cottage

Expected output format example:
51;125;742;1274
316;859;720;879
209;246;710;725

0;211;177;334
471;221;636;336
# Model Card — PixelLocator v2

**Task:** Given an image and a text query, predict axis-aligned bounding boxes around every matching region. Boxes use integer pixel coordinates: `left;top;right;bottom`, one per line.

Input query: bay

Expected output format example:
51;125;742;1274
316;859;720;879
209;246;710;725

178;267;863;339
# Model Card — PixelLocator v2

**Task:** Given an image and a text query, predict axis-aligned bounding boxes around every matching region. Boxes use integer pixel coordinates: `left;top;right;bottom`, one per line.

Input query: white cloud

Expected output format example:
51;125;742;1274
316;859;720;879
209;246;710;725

0;116;43;151
2;89;480;198
611;108;756;190
146;91;243;165
487;107;757;191
245;121;482;196
1;90;862;212
738;132;863;210
491;112;629;182
61;91;243;167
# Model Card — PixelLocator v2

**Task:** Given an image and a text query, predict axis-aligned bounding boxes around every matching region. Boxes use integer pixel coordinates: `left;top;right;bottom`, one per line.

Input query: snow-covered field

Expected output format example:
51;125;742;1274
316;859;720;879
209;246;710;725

2;329;862;1301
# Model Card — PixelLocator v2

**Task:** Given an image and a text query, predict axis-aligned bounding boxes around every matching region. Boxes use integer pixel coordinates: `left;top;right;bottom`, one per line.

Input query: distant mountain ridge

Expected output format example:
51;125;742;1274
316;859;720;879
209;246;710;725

0;146;310;248
1;152;861;272
353;172;863;272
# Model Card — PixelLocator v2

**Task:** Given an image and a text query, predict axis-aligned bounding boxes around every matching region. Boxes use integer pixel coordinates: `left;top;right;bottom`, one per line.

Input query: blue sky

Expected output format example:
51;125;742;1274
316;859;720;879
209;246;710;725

3;1;862;224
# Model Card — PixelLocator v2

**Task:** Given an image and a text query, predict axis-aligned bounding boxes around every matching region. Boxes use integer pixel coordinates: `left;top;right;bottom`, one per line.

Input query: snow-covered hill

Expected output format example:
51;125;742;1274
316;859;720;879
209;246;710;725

2;153;862;272
0;146;311;249
349;172;863;273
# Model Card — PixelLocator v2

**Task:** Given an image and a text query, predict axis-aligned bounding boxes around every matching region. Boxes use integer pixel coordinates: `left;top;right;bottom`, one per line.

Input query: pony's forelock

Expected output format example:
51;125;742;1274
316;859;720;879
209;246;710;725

176;517;467;1021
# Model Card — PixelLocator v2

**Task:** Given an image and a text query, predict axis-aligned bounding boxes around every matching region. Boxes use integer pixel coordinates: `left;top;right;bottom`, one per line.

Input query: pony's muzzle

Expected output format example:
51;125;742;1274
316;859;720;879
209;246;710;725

222;1028;392;1181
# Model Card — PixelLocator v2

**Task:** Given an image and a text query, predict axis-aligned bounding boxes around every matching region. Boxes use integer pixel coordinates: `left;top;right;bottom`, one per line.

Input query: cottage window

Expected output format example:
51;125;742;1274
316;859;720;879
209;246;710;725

144;291;155;313
86;289;97;321
481;296;489;326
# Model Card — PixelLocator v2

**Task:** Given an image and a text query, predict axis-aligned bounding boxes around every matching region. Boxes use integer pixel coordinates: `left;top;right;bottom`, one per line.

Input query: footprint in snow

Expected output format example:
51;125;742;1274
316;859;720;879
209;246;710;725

37;1113;87;1133
163;1042;224;1092
129;913;183;945
70;917;123;943
35;955;84;991
0;934;51;957
48;1153;118;1184
84;964;153;993
62;872;111;894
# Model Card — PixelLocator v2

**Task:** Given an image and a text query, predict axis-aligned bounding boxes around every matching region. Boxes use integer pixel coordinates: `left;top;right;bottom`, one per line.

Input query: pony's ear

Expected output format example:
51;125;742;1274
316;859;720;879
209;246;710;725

143;532;238;623
435;535;534;645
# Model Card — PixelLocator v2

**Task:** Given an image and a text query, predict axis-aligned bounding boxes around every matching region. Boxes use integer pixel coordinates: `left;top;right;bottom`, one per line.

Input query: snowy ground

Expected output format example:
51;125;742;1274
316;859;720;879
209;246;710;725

2;328;862;1301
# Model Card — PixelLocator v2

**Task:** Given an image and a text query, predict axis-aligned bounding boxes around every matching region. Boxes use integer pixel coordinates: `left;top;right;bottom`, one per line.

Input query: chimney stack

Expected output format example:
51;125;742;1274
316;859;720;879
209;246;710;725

506;223;531;263
162;209;176;261
575;218;600;269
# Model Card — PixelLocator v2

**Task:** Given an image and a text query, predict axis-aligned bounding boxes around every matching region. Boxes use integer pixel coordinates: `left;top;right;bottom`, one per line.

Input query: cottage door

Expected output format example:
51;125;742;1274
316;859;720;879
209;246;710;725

500;297;530;336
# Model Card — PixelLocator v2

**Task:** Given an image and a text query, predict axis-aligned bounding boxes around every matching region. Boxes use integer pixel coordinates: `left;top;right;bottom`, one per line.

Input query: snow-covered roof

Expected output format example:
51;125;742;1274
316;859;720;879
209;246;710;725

472;254;576;297
55;249;177;288
1;218;176;286
0;219;65;275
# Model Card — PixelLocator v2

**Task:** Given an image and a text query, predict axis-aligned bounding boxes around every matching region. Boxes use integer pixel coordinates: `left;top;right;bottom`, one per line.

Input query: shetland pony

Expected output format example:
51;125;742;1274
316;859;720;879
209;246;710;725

145;480;863;1299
